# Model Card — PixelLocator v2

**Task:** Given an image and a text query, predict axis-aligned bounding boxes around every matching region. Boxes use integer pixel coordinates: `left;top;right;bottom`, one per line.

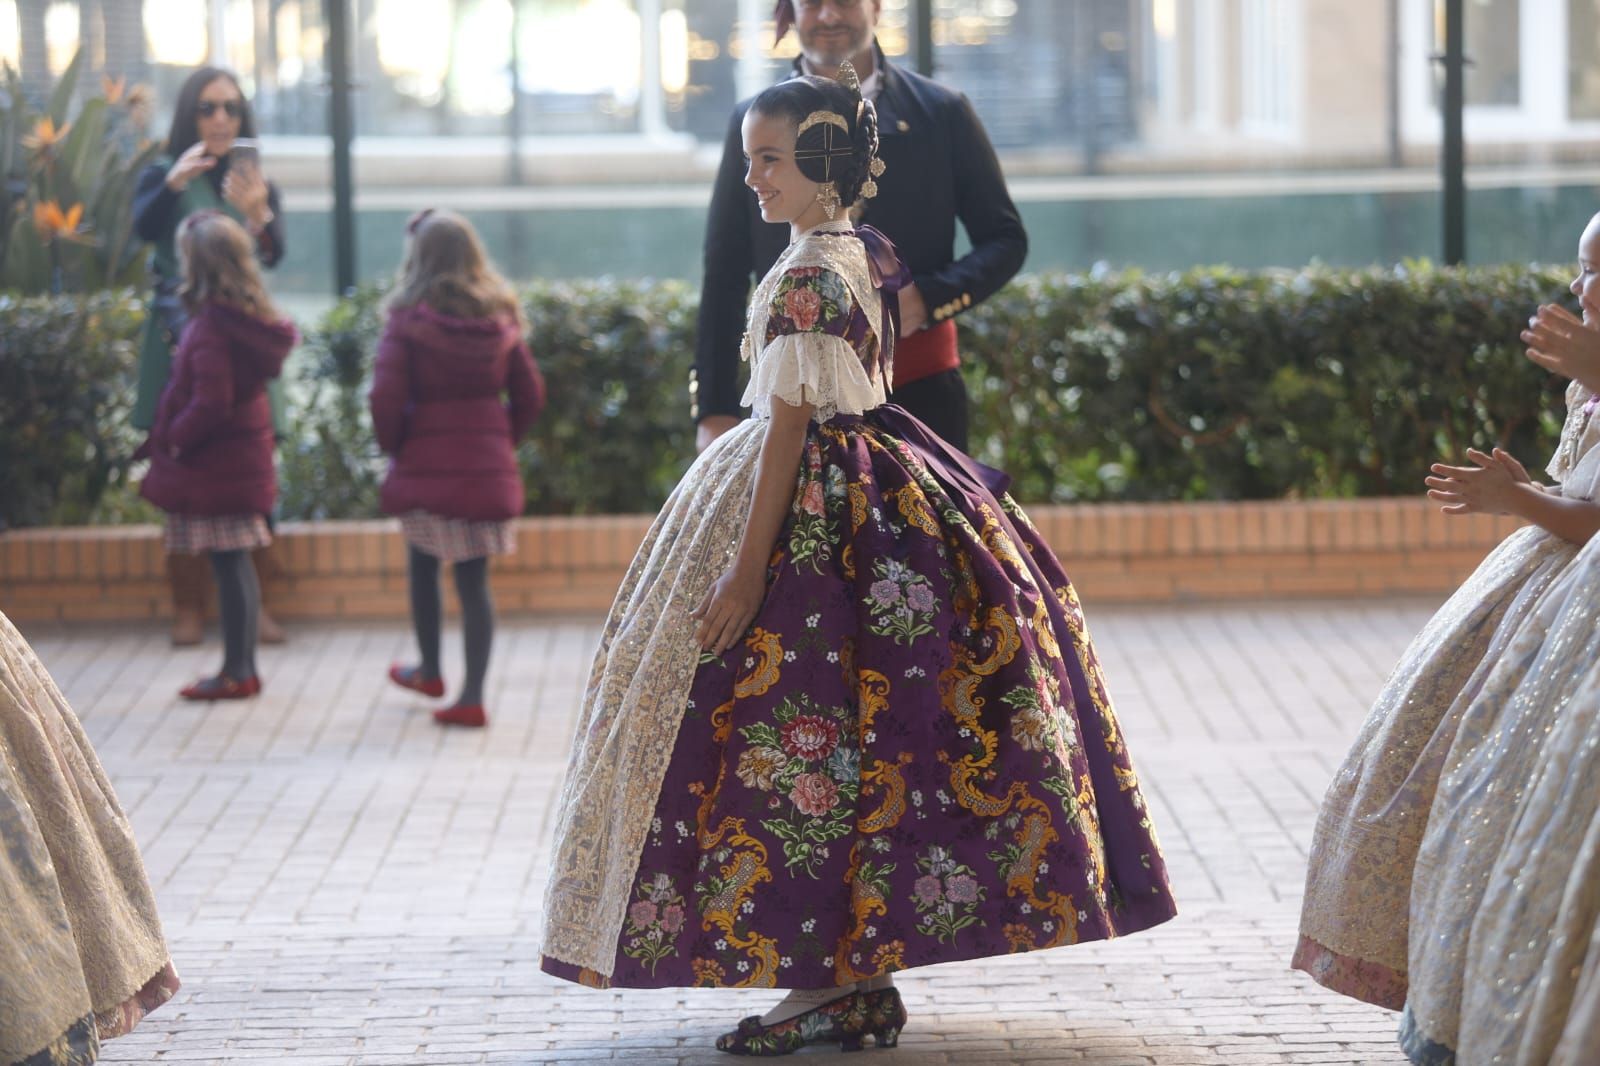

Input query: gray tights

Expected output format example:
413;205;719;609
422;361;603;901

210;549;260;681
408;547;493;707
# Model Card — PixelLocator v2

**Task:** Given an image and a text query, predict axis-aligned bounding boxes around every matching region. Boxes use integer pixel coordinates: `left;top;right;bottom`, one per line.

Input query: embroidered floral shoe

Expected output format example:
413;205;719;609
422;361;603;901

715;989;901;1056
843;987;908;1051
178;674;260;701
388;663;445;698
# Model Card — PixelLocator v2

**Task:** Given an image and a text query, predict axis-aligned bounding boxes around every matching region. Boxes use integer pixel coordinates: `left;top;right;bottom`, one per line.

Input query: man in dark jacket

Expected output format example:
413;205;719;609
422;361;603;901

692;0;1027;453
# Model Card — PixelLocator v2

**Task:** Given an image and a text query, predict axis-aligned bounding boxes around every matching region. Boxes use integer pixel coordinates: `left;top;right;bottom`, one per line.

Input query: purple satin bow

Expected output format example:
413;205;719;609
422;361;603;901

856;224;910;295
855;224;911;385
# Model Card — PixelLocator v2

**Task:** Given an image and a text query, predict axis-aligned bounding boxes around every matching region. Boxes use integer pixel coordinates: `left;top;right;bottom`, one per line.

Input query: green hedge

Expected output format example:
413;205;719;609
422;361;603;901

0;290;148;529
0;263;1575;529
964;264;1569;501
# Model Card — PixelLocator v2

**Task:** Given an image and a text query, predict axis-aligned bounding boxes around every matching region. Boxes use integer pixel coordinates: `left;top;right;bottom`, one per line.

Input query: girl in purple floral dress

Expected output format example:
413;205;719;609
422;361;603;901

539;67;1176;1056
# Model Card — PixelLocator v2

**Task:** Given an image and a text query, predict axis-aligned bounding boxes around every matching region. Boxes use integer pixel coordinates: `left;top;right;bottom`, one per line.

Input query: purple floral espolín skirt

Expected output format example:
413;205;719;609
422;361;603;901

542;406;1176;989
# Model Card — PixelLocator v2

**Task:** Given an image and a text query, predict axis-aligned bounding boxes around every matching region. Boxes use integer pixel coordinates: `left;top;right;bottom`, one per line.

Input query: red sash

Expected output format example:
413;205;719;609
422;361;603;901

891;319;959;389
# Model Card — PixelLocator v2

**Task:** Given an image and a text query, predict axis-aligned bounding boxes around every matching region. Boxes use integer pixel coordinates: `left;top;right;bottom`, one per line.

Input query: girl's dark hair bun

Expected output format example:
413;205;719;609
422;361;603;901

751;74;879;209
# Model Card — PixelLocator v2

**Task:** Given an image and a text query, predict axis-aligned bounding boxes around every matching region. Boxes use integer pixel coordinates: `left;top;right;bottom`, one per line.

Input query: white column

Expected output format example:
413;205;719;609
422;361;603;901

639;0;667;137
737;0;767;101
1522;0;1565;132
210;0;228;66
1192;0;1222;131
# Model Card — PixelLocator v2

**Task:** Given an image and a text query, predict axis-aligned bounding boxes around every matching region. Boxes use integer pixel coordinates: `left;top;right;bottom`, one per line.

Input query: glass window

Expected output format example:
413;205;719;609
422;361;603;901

930;0;1137;151
1571;0;1600;118
1240;0;1297;132
1433;0;1520;107
513;0;638;136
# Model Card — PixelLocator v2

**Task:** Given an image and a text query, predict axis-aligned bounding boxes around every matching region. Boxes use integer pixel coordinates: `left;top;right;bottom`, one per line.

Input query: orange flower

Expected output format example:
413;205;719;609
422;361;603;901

124;84;156;133
1001;922;1036;952
691;957;726;988
101;74;127;104
869;939;906;972
21;117;70;153
33;200;88;243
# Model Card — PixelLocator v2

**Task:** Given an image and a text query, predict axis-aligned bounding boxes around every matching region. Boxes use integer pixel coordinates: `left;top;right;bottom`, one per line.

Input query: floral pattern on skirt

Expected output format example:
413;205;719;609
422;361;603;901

163;513;270;555
541;411;1176;989
399;511;514;563
13;1014;96;1066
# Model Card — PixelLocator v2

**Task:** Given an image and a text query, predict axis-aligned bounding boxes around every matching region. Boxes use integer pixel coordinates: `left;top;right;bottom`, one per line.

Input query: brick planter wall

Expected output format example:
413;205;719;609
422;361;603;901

0;500;1522;624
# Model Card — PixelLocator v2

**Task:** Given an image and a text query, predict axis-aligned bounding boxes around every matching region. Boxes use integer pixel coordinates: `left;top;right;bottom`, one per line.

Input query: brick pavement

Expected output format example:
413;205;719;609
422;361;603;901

18;599;1438;1065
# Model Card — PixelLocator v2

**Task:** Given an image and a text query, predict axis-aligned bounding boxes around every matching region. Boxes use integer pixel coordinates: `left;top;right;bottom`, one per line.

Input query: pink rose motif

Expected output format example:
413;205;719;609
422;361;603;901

661;904;685;934
788;771;841;817
869;579;901;607
784;285;823;331
905;583;936;613
801;480;826;517
782;715;840;761
629;900;659;928
945;874;979;904
912;874;943;905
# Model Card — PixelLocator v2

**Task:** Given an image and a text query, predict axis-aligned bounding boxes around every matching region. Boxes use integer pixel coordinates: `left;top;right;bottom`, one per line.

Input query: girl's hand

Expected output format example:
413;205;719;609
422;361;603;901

165;142;216;192
1522;303;1600;392
1426;448;1526;515
223;164;271;229
1491;446;1534;485
691;565;767;656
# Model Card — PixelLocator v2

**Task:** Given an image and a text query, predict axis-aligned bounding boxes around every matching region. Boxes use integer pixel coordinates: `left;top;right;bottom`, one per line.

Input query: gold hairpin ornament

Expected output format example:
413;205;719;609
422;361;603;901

861;143;886;197
836;59;862;95
798;110;849;136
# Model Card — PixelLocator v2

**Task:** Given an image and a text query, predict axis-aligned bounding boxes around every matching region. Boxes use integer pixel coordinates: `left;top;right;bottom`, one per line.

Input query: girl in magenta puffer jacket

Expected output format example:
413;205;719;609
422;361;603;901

369;209;545;727
140;212;298;700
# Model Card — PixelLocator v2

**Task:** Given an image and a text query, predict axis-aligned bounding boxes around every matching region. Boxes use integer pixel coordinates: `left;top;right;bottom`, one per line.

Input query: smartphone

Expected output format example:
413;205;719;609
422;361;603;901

228;138;261;173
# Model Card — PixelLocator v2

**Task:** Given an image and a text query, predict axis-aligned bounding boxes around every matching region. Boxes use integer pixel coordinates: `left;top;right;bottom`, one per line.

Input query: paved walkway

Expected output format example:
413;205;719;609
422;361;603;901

21;598;1439;1065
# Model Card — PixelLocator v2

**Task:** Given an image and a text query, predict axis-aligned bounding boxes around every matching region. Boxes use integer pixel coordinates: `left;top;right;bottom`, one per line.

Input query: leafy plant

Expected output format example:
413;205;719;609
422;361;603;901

0;52;161;294
0;289;146;530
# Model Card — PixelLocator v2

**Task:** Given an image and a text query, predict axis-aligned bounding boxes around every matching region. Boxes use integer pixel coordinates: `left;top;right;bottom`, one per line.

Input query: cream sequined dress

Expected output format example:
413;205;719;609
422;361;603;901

538;220;1175;990
1398;472;1600;1064
1294;381;1600;1010
0;611;179;1065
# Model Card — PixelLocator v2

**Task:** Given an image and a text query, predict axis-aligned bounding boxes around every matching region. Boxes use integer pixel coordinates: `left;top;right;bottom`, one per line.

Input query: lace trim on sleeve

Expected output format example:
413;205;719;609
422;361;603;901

740;331;884;422
1547;380;1599;487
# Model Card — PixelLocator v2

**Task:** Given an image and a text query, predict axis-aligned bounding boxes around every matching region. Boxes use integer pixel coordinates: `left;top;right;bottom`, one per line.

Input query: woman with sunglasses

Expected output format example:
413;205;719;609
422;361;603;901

132;67;289;649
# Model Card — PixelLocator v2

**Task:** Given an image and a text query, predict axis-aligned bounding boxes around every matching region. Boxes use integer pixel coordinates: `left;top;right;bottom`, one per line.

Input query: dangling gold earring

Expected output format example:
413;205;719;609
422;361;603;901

816;182;840;221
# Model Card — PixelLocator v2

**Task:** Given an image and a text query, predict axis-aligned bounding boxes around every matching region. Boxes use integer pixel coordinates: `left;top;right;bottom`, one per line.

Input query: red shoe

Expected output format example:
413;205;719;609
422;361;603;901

433;704;486;728
179;674;260;701
389;663;445;699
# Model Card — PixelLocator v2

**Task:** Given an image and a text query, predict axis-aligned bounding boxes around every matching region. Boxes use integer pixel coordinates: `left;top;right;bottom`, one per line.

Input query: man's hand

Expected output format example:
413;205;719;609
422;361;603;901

1522;303;1600;393
696;415;739;454
897;284;928;336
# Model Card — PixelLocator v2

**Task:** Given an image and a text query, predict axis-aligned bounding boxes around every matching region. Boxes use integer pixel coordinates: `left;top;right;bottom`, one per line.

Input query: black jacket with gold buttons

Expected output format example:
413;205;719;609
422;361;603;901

691;45;1028;422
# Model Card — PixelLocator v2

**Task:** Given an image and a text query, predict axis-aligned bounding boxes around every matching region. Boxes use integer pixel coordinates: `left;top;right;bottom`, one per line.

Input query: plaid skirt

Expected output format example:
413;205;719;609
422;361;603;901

400;511;515;563
164;513;271;555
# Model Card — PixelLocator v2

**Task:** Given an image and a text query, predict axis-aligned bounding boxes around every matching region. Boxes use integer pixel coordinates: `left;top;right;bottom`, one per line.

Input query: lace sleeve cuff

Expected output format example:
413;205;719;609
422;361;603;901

740;331;883;422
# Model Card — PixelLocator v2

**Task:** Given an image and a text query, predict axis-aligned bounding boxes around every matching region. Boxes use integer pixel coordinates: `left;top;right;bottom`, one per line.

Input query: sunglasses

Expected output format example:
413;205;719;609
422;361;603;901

197;99;242;119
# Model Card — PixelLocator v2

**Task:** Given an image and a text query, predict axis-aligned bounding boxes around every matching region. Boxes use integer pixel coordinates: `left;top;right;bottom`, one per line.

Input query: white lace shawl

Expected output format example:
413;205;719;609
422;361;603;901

1545;379;1600;499
738;220;887;422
